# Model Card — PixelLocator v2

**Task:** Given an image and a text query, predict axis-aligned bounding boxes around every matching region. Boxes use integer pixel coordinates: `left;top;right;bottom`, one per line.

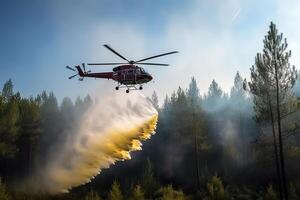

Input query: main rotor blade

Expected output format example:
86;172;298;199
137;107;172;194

82;63;86;72
103;44;129;62
69;74;78;79
66;66;76;72
136;63;169;66
136;51;179;63
87;63;128;66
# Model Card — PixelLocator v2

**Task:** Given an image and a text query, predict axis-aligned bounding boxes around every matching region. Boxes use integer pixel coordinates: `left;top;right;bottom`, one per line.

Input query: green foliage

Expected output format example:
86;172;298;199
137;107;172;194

18;98;42;159
208;80;223;99
2;79;14;100
39;91;59;113
225;185;258;200
203;176;228;200
157;185;185;200
141;158;159;197
14;194;51;200
60;97;74;115
247;21;298;200
108;180;123;200
129;185;145;200
289;183;300;200
0;179;11;200
187;77;200;102
230;71;246;102
203;79;226;113
264;185;278;200
60;97;75;129
84;190;102;200
0;92;20;158
248;22;297;123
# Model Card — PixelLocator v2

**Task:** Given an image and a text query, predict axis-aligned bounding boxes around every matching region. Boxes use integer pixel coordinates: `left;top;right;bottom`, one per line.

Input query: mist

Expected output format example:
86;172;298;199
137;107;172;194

145;74;260;190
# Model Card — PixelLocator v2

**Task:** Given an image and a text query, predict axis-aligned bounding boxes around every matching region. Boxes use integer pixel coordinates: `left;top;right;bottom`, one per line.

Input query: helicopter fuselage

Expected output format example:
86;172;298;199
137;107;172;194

76;64;152;85
112;65;152;85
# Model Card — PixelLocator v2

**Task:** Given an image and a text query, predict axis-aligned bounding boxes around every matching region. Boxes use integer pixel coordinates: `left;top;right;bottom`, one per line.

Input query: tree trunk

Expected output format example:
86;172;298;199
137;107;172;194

269;101;283;200
194;125;200;190
275;64;288;200
192;100;200;190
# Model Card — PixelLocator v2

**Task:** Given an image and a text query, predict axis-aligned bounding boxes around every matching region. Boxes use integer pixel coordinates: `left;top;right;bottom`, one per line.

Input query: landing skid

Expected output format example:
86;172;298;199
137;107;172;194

115;84;143;93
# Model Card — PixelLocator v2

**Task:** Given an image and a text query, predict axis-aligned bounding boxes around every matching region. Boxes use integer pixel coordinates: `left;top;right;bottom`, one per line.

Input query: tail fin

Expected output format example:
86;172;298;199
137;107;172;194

75;65;84;76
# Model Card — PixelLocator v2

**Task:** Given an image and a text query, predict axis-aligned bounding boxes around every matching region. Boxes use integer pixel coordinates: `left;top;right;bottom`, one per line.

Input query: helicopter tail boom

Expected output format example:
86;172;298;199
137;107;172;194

85;72;113;79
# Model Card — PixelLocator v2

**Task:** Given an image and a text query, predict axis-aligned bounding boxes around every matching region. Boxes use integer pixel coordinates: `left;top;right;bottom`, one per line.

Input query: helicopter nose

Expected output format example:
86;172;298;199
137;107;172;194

147;74;153;81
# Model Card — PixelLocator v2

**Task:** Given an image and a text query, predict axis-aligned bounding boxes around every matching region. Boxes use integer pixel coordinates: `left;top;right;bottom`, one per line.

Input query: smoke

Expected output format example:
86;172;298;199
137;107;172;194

295;75;300;97
19;91;158;194
201;92;256;166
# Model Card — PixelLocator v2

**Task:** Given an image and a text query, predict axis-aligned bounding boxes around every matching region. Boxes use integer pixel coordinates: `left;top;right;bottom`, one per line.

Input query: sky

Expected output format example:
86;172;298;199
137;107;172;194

0;0;300;103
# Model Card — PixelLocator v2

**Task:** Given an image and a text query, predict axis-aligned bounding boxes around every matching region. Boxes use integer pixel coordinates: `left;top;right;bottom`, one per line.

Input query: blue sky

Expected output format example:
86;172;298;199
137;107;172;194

1;0;299;102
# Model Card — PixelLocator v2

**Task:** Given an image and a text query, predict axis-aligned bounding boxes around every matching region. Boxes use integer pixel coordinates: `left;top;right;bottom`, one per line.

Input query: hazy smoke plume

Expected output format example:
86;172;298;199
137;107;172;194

20;92;158;194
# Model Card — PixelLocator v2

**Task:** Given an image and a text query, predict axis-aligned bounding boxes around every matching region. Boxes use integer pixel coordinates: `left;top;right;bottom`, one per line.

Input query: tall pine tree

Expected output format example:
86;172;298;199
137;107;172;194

248;22;297;200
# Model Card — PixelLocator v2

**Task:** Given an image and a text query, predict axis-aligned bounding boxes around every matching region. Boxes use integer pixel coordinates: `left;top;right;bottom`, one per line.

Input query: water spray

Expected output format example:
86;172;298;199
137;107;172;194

20;92;158;194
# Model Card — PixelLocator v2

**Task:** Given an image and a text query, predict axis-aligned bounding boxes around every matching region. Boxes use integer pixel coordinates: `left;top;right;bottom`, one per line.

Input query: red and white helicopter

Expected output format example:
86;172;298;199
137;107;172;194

66;44;178;93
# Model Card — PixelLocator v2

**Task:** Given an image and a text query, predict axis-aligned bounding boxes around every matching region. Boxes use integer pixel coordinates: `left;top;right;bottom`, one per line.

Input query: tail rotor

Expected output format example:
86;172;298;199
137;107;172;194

66;66;79;79
82;63;91;74
66;64;91;81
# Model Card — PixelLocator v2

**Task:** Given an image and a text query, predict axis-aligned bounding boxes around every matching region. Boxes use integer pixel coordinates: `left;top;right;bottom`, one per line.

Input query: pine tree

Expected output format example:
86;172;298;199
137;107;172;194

204;80;224;111
264;185;278;200
141;158;158;198
0;179;11;200
18;98;42;173
230;71;251;164
36;91;61;162
289;183;300;200
294;72;300;96
0;92;20;159
230;71;246;102
84;190;102;200
187;77;200;103
204;176;228;200
130;185;145;200
84;95;93;109
151;91;159;111
60;97;75;130
247;22;297;200
187;77;201;190
207;80;223;100
248;50;283;199
162;95;170;115
1;79;13;101
74;96;85;120
158;185;185;200
108;180;123;200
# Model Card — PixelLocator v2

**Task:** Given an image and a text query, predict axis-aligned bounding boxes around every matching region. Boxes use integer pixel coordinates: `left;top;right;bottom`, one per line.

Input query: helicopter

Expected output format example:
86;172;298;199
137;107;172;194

66;44;178;93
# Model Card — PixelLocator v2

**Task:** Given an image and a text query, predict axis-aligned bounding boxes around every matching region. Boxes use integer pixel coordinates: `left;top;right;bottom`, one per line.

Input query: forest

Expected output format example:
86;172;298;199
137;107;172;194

1;23;300;200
